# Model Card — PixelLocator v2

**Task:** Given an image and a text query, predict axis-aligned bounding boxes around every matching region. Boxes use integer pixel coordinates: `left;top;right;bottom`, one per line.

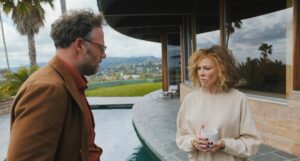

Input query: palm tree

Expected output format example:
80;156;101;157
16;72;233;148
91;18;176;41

0;0;54;67
226;20;242;48
0;11;10;72
258;43;273;60
60;0;66;14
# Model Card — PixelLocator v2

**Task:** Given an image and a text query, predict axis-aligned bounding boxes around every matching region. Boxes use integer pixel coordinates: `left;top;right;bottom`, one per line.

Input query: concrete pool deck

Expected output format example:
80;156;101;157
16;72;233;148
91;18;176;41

132;91;300;161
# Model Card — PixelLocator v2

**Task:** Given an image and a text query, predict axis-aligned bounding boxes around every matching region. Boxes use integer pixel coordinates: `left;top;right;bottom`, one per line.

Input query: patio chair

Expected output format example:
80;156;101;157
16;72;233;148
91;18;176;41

157;85;179;99
169;85;179;98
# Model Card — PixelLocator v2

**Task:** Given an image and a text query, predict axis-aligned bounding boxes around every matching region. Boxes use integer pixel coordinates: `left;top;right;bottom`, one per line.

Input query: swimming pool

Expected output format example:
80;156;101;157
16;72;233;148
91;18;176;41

0;109;154;161
92;109;154;161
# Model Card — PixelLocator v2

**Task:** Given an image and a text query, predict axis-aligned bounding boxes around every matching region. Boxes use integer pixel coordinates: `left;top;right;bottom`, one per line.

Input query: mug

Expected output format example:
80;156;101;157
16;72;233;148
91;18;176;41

200;127;218;147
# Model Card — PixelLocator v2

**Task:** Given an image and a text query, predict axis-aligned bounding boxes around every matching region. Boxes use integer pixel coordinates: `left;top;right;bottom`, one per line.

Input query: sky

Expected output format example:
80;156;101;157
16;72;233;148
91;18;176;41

0;1;293;69
0;0;162;69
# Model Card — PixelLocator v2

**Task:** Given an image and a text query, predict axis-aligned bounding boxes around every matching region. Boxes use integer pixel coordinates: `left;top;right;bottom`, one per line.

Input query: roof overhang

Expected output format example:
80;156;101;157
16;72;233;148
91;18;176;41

98;0;287;45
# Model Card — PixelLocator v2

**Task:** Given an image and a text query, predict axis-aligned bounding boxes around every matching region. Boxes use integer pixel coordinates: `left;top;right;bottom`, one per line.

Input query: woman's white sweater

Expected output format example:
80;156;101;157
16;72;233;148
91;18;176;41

176;88;261;161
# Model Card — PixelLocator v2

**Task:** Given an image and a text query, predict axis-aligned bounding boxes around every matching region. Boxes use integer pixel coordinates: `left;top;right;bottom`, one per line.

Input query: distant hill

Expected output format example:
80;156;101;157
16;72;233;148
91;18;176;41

3;56;161;72
100;56;161;69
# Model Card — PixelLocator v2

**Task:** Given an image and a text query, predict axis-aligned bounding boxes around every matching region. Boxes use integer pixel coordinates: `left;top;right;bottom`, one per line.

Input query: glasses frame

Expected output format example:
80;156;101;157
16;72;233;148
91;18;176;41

83;38;107;53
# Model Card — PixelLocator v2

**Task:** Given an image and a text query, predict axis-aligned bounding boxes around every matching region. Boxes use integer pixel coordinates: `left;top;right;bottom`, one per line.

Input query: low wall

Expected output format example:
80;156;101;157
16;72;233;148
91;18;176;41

248;92;300;156
180;83;300;156
0;98;13;116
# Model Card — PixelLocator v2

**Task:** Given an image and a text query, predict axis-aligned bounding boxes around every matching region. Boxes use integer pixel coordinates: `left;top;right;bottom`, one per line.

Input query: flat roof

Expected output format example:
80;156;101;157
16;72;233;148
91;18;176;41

98;0;287;45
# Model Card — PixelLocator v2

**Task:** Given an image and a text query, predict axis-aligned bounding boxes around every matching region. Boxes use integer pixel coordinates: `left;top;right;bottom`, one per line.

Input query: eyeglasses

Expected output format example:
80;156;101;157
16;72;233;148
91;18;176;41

83;38;107;53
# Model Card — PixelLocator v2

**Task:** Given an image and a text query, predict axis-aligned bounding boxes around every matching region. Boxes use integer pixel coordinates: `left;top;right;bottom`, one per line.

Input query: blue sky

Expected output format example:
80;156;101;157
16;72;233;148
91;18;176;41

0;0;162;69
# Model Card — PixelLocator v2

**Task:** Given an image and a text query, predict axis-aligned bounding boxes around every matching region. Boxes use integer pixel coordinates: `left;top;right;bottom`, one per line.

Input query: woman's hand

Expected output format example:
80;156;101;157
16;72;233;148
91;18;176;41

205;140;225;152
192;138;225;153
192;136;210;152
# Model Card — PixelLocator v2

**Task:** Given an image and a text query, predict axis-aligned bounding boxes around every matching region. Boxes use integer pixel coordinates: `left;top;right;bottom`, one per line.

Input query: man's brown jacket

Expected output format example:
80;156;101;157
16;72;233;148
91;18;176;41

7;56;89;161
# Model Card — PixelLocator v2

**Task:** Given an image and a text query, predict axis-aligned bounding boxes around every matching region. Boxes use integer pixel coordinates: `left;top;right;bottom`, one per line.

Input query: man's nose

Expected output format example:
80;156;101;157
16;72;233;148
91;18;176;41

101;52;106;59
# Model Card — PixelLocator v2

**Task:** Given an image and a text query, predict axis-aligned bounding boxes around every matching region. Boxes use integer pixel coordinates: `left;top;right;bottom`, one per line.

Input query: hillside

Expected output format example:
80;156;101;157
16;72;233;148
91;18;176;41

3;56;161;72
100;56;161;69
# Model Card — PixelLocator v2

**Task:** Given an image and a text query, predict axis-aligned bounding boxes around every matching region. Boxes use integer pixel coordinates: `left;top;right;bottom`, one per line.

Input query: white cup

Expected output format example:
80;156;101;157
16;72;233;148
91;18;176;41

200;128;218;147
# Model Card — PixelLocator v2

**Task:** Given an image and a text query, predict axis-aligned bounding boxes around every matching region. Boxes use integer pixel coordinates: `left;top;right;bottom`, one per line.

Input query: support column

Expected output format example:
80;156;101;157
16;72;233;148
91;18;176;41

219;0;226;47
293;0;300;90
182;15;193;81
180;26;185;83
191;15;197;52
161;32;169;92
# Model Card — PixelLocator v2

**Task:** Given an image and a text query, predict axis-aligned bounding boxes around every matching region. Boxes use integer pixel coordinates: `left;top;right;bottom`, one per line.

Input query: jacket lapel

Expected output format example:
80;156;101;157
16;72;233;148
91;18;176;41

49;56;86;112
49;56;89;161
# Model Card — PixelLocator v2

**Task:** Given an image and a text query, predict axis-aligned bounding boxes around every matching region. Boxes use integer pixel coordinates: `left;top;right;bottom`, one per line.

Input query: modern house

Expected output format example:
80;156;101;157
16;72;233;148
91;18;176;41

98;0;300;156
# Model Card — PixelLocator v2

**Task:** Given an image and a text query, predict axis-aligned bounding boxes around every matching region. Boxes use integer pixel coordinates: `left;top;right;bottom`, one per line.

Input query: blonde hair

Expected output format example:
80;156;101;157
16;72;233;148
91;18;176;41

189;45;239;92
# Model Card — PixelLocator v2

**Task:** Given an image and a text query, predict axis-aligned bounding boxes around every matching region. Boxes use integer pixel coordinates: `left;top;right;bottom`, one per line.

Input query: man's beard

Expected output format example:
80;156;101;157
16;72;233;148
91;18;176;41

80;63;99;76
77;49;100;76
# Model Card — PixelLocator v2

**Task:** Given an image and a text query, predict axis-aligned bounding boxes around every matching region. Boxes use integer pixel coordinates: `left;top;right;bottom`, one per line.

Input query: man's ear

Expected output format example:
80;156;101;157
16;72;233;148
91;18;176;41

73;37;86;52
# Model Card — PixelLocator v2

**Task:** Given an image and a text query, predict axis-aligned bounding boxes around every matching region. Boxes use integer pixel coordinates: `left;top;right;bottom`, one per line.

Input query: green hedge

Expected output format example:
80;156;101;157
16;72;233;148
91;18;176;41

86;82;162;97
88;79;162;90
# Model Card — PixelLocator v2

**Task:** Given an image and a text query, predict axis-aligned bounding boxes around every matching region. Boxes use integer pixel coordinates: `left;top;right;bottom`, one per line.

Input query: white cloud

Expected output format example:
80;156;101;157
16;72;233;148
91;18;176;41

103;27;161;57
0;0;161;69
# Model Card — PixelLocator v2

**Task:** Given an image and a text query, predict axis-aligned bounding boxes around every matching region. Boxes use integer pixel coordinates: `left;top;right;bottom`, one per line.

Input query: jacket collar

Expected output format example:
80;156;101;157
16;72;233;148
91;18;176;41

48;55;89;161
57;57;88;92
49;56;85;110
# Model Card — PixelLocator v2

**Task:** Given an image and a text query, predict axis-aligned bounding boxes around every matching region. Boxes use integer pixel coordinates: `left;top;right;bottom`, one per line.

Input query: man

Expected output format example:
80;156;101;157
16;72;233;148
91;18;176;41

6;10;106;161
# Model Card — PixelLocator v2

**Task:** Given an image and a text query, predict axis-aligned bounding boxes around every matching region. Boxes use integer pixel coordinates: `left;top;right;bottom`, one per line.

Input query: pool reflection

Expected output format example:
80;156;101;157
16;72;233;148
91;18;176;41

127;146;154;161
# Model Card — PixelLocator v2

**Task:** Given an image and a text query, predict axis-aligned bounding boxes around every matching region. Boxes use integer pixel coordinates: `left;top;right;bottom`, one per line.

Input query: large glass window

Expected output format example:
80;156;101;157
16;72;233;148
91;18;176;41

228;6;292;97
196;30;220;49
167;45;181;85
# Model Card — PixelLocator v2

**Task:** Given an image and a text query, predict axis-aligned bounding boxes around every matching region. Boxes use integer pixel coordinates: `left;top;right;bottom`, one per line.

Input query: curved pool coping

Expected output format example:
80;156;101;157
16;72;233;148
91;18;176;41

132;121;164;161
132;91;187;161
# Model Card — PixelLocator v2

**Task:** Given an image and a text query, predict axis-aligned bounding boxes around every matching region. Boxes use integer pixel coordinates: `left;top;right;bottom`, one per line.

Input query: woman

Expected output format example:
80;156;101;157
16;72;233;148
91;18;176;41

176;45;261;161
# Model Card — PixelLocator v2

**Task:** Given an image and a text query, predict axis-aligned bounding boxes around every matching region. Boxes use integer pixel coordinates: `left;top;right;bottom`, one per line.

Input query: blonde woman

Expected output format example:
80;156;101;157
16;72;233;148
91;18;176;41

176;45;261;161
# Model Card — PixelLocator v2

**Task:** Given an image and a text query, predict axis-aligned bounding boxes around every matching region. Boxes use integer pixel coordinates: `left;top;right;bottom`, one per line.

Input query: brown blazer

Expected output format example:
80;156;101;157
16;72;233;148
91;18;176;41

7;56;90;161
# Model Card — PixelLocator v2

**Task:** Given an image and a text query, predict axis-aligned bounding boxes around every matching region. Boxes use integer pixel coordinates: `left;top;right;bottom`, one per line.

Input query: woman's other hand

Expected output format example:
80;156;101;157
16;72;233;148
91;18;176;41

206;140;225;152
192;136;210;152
193;138;225;152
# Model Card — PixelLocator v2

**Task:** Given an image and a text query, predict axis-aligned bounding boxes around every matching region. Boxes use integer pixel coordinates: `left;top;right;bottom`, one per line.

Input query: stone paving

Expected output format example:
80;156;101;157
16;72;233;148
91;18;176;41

132;91;300;161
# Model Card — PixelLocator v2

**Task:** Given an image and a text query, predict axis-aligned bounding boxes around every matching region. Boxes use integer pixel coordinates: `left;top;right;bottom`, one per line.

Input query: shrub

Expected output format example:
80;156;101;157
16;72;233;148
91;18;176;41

0;66;38;97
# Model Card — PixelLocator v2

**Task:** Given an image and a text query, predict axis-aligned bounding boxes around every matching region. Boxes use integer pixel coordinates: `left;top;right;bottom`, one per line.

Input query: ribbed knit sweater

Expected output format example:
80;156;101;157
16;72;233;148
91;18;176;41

176;88;261;161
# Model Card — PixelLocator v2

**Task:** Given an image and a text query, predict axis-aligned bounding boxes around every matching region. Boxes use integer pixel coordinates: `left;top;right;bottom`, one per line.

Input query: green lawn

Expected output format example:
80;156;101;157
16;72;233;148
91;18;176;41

86;82;162;96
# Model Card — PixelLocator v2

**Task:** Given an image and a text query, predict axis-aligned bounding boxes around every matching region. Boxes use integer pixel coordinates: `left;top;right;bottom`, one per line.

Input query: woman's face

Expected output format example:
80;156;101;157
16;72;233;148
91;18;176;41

197;57;219;90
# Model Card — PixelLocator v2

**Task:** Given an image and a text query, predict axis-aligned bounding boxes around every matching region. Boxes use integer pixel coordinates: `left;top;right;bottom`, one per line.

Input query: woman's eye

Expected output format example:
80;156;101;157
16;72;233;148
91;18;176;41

204;67;211;70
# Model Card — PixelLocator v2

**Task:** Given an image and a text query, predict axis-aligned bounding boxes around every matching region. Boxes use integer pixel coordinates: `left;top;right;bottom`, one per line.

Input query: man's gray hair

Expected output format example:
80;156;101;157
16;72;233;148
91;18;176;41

51;9;103;48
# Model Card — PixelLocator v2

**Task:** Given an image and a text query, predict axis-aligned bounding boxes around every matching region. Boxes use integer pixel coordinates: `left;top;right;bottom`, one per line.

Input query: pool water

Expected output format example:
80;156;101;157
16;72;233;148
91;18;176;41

92;109;154;161
0;109;153;161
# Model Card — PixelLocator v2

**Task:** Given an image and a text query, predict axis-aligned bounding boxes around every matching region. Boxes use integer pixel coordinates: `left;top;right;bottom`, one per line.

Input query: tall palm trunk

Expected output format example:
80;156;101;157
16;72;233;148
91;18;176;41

28;30;37;67
0;11;11;71
60;0;66;14
1;0;54;68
